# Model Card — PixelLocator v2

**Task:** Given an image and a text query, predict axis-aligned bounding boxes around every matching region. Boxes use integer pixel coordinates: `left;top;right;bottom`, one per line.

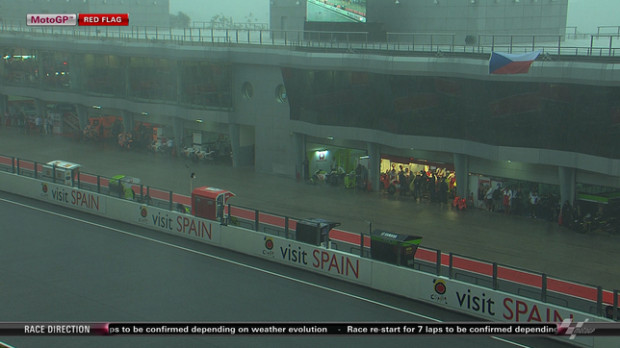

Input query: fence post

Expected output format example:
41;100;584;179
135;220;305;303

97;175;100;193
614;289;618;320
448;252;454;279
77;171;81;188
284;216;289;239
451;34;455;52
430;34;434;52
52;164;56;183
597;286;603;317
492;262;498;290
542;274;547;302
254;209;259;231
146;186;150;205
358;232;364;257
169;190;173;211
140;184;144;202
34;161;37;179
436;250;441;276
228;203;231;225
11;157;15;174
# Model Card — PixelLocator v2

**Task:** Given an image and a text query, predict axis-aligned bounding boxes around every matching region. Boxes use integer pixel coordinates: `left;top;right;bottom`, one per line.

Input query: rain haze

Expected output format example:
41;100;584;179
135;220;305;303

170;0;619;33
2;1;620;347
170;0;270;26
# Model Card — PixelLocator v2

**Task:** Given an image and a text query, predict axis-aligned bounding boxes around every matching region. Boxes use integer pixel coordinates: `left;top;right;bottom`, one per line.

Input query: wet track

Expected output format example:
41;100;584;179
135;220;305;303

0;128;618;291
0;192;571;348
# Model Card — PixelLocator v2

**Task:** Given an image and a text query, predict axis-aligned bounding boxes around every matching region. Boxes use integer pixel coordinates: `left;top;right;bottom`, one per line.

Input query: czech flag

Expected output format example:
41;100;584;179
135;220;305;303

489;51;541;75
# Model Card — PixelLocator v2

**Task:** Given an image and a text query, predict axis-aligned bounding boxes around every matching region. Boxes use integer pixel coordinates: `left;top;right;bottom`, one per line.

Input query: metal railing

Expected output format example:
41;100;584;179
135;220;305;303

1;153;618;321
2;22;620;58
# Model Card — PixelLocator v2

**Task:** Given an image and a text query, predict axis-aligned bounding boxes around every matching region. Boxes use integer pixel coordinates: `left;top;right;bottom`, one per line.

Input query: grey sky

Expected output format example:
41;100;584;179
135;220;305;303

170;0;617;33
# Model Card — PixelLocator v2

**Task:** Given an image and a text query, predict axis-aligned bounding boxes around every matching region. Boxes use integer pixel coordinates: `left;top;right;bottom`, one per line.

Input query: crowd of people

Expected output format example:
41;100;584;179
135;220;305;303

481;183;560;221
1;110;54;136
381;165;456;204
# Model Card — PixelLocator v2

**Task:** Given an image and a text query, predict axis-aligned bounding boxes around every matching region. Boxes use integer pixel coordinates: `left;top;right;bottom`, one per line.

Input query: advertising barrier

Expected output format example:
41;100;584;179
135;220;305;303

0;170;616;347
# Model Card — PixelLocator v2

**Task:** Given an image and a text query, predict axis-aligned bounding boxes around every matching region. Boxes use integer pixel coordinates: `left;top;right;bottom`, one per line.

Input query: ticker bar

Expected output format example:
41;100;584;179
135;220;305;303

0;322;618;337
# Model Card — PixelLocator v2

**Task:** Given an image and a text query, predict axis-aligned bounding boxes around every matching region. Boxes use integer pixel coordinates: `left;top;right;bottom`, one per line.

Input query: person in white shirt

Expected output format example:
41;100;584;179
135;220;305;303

485;185;494;211
529;191;539;218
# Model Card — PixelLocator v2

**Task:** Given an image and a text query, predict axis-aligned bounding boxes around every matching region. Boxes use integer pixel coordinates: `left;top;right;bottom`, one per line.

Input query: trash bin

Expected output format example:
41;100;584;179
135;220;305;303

370;230;422;268
296;218;341;246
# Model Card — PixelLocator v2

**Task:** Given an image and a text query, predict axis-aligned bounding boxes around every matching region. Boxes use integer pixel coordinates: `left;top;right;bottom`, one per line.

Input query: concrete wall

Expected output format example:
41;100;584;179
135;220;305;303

232;63;296;175
272;0;568;44
270;0;307;34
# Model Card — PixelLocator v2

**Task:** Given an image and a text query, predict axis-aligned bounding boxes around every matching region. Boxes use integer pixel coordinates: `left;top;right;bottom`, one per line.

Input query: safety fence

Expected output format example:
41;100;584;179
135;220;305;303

0;153;618;321
2;22;620;58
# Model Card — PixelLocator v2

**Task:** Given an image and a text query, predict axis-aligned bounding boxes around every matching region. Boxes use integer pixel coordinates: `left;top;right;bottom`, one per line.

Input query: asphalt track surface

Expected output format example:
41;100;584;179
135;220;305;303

0;193;573;348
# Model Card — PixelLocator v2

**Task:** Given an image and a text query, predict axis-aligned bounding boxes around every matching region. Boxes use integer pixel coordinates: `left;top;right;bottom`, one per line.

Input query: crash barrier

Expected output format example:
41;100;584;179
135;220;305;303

2;155;620;319
0;156;618;342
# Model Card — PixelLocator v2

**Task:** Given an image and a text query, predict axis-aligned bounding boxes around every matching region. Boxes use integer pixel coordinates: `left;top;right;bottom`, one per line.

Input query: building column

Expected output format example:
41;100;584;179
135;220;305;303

76;104;89;130
0;94;8;116
558;166;576;206
121;110;134;133
176;61;183;104
294;132;305;180
453;153;470;198
172;116;184;153
35;99;46;118
124;57;131;98
69;53;83;92
228;123;241;168
367;142;381;192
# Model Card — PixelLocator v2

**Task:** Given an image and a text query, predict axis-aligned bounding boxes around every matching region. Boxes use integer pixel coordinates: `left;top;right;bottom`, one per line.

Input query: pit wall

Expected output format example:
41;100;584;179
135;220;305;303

0;171;614;347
